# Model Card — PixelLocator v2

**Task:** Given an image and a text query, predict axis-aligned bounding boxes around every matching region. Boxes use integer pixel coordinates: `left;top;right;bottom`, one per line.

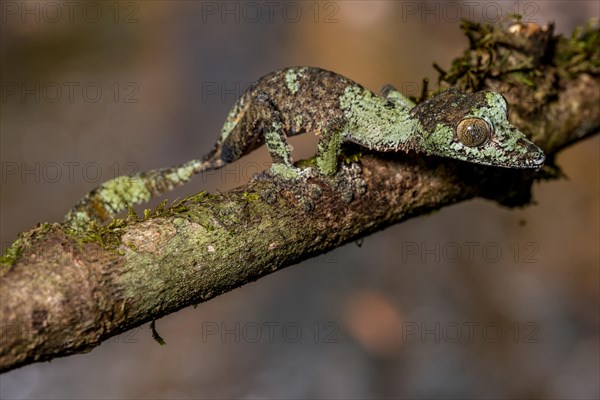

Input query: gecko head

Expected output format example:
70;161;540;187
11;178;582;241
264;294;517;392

410;88;545;169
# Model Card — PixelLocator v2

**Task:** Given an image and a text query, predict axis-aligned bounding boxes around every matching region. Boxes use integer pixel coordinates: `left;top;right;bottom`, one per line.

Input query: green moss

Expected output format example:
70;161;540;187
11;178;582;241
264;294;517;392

435;17;598;94
60;190;222;257
435;18;538;92
74;218;129;249
556;19;600;77
140;192;212;222
1;223;52;268
242;192;260;202
127;207;140;222
296;155;318;169
1;239;23;267
183;210;216;231
153;199;169;216
343;150;362;164
509;71;536;87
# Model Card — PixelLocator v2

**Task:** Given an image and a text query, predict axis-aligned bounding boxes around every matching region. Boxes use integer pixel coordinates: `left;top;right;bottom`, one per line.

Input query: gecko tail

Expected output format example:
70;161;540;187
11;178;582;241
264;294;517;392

63;145;225;230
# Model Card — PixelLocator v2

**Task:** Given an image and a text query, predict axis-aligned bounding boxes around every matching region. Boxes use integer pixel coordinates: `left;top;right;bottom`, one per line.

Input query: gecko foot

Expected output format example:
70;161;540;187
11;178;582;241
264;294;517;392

269;163;303;179
322;162;367;203
254;164;320;211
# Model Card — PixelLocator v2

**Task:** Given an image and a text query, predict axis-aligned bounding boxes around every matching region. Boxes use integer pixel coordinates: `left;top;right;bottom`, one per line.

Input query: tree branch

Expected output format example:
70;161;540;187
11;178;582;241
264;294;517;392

1;20;599;373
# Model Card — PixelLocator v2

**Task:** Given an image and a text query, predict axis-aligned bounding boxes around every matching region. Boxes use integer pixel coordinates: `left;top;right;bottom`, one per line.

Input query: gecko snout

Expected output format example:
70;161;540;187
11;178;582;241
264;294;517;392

517;138;545;168
532;150;545;166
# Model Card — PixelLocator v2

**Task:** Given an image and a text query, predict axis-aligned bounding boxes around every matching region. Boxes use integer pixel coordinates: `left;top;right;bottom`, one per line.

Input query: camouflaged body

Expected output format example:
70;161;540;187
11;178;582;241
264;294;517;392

219;66;544;168
222;67;352;141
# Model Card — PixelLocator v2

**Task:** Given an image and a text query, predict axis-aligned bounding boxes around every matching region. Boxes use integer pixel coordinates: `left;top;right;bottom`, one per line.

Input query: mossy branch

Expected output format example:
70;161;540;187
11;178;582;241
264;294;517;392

1;20;599;373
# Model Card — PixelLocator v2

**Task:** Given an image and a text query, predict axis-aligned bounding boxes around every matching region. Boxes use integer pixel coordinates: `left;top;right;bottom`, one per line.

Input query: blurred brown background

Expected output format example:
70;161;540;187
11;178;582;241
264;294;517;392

1;1;598;399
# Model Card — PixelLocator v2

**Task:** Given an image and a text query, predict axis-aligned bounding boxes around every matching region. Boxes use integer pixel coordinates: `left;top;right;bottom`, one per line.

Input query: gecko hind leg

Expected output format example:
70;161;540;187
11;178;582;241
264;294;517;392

222;92;300;177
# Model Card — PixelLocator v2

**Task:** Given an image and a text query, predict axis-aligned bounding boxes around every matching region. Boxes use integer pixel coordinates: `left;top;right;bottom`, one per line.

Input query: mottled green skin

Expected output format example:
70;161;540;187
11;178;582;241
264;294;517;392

64;159;219;230
64;66;544;230
407;88;545;168
217;67;544;169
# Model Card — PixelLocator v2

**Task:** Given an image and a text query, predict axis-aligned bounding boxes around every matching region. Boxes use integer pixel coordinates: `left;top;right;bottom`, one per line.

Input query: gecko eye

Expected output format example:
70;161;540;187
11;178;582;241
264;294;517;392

456;118;491;147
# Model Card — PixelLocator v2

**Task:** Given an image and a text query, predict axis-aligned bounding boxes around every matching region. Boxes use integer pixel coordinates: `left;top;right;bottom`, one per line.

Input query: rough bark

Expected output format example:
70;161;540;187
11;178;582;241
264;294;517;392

1;20;599;373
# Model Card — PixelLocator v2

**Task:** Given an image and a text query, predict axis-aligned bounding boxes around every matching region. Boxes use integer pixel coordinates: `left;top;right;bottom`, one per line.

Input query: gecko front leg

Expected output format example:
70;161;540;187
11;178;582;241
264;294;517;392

316;119;346;176
380;84;415;109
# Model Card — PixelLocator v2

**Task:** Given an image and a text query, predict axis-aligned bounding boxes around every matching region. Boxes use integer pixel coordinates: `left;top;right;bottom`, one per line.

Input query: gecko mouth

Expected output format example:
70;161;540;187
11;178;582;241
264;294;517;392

478;137;545;169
